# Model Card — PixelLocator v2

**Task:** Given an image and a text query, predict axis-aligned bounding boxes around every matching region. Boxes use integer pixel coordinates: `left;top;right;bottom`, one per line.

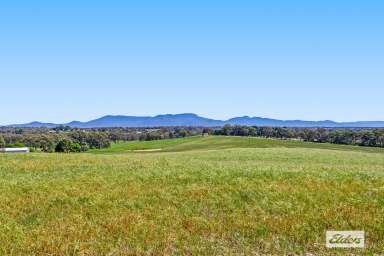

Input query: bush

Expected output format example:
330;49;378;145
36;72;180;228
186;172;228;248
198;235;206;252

39;138;55;152
86;132;110;149
55;139;72;153
80;143;90;152
5;142;25;148
70;143;81;152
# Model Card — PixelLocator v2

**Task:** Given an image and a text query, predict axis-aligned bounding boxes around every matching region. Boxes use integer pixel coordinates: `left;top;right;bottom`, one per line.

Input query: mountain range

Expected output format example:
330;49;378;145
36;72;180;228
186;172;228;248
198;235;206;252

4;114;384;128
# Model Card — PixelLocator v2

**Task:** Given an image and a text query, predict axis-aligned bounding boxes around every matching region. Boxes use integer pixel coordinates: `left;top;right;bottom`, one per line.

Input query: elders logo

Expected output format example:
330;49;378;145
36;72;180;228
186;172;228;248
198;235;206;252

326;231;365;248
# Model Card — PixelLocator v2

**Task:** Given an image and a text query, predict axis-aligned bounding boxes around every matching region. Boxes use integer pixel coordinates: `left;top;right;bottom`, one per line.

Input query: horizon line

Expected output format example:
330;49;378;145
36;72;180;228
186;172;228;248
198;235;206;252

2;113;384;127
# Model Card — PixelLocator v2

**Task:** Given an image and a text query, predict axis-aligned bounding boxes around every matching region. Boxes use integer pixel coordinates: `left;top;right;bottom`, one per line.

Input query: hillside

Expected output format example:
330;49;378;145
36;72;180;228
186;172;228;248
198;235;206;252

1;136;383;254
91;135;384;154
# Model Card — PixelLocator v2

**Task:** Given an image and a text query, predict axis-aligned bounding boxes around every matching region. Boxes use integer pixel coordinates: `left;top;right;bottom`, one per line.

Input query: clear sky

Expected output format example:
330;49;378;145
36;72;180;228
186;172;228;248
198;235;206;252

1;0;383;125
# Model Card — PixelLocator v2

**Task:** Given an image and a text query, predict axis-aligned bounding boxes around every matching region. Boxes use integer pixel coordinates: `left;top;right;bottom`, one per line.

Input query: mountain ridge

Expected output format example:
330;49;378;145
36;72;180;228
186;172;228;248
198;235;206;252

4;114;384;128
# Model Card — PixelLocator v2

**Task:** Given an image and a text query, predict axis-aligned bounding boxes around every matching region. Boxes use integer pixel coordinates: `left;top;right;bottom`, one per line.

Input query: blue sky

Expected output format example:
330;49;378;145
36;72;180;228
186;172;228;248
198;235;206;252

1;0;383;124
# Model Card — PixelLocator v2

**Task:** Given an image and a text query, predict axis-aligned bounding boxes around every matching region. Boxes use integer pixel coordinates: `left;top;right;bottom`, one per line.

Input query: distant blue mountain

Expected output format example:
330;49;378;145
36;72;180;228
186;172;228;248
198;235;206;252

68;114;223;128
226;116;340;127
9;121;59;129
5;113;384;128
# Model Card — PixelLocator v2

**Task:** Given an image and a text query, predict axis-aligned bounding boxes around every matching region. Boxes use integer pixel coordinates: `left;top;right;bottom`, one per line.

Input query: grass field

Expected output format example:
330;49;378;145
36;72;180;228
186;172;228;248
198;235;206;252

1;136;384;255
91;136;384;154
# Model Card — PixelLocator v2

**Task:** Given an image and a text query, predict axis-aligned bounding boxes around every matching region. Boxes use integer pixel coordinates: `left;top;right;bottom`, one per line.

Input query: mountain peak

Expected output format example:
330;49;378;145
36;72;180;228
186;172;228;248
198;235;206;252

155;113;198;118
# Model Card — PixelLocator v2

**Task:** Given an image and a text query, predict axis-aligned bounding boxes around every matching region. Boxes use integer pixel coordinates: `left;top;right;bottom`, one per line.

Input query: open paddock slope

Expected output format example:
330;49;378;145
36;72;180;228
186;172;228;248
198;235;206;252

91;135;384;154
1;136;384;255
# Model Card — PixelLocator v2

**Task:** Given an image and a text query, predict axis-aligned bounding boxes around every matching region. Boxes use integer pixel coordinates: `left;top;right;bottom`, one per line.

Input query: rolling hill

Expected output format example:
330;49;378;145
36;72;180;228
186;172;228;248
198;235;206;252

1;136;384;254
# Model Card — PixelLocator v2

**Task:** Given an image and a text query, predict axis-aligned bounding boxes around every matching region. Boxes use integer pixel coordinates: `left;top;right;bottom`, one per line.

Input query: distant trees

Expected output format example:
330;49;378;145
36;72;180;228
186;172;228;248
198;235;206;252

108;130;122;143
215;125;384;148
15;128;23;134
54;131;111;152
70;143;81;152
0;135;5;148
86;132;111;149
0;128;113;153
202;128;213;135
358;130;377;147
39;136;55;152
177;129;189;138
55;138;73;153
55;136;91;153
2;125;384;152
0;126;209;153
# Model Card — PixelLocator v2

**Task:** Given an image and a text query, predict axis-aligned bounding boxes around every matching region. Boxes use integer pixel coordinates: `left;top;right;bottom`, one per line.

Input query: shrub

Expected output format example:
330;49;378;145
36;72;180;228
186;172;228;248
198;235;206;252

80;143;90;152
39;137;55;152
55;139;72;153
70;143;81;152
5;142;25;148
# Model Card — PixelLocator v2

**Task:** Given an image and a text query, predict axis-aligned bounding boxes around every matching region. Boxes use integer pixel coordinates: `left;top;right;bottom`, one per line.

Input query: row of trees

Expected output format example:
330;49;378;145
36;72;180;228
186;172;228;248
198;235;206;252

106;127;201;142
0;130;111;153
0;127;205;153
4;125;383;152
215;125;384;148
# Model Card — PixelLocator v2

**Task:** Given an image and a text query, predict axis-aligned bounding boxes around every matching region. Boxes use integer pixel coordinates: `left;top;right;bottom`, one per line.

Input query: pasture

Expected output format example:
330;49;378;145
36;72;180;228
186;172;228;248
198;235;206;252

1;136;383;255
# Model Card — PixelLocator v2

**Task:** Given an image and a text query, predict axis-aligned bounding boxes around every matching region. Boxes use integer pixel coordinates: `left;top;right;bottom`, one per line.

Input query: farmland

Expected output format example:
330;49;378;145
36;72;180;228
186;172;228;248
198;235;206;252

1;136;384;255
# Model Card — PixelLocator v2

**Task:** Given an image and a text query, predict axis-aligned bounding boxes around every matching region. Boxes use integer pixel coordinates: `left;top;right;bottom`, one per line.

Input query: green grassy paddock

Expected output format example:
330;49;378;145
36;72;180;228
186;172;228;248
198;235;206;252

91;135;384;154
1;136;383;255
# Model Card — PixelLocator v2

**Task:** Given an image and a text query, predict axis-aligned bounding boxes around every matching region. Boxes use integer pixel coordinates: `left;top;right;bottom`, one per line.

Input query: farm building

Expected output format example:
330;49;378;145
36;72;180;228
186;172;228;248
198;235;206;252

0;147;30;153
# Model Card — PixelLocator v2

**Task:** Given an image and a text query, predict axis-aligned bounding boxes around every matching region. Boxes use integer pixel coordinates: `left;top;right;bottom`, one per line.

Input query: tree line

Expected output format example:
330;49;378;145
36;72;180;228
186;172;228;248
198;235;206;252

0;126;205;152
0;129;111;153
214;125;384;148
2;125;383;152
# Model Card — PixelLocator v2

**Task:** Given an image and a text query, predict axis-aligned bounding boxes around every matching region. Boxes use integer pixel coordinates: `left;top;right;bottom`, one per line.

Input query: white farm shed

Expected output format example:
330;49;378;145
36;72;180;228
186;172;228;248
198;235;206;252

0;147;30;153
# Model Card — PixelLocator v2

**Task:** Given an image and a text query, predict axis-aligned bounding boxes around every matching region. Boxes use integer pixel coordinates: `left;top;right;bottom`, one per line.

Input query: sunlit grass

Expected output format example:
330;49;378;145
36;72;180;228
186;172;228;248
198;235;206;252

91;135;384;154
1;136;384;254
